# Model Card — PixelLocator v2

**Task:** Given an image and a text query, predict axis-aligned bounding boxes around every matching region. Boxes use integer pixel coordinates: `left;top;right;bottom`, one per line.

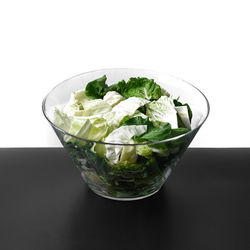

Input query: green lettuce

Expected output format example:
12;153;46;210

63;90;91;116
146;96;178;128
103;97;150;128
104;125;147;164
136;123;189;142
174;98;193;121
68;119;92;138
103;91;124;107
54;107;72;131
117;77;162;100
120;116;154;130
80;99;112;116
115;80;127;94
119;139;137;163
87;117;108;141
85;75;108;99
136;145;153;158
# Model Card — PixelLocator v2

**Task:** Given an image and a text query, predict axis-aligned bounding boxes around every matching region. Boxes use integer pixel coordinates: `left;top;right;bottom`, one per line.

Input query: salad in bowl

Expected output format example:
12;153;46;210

43;69;209;200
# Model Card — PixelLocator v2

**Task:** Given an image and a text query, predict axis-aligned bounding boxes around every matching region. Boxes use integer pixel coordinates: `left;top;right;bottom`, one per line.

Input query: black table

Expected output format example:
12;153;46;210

0;148;249;250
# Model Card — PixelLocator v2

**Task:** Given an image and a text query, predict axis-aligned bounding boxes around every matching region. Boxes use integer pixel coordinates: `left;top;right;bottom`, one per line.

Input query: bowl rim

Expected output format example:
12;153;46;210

42;68;210;146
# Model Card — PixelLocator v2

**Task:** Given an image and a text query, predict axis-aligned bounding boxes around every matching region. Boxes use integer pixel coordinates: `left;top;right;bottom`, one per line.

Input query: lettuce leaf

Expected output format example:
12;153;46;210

68;119;92;138
136;123;189;142
64;119;92;144
87;117;108;141
85;75;108;99
104;125;147;164
146;96;178;128
103;91;124;107
175;105;191;129
118;77;162;100
120;116;154;131
115;80;127;94
136;145;153;158
54;107;108;143
54;107;92;138
103;97;150;128
53;107;73;131
81;99;112;116
132;110;148;119
120;139;137;163
174;98;193;121
63;90;90;116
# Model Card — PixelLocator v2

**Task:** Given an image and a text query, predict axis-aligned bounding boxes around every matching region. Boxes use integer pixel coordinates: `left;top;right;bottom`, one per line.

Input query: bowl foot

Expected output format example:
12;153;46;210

89;188;161;201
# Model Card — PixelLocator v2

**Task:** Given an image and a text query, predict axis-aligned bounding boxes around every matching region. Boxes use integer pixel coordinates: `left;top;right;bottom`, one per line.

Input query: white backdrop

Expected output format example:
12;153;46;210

0;0;249;147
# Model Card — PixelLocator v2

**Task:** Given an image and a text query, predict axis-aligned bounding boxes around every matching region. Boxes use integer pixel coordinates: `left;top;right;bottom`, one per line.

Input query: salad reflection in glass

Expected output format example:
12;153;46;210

52;75;195;200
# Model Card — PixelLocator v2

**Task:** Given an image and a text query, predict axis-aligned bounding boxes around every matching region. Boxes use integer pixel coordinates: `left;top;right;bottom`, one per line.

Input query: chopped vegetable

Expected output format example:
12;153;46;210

146;96;178;128
53;75;193;197
85;75;108;99
117;77;162;100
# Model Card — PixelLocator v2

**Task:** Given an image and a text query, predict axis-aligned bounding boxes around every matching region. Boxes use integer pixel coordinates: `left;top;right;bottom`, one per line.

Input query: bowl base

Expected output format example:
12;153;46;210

90;188;161;201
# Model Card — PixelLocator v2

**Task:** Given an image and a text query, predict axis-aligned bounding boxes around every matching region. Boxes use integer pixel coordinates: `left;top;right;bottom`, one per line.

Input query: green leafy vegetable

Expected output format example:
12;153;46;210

120;116;154;131
169;127;190;138
104;125;147;164
174;98;193;122
103;90;124;107
146;96;178;129
87;117;108;141
85;75;108;99
119;115;131;126
117;77;162;100
136;145;153;158
115;80;127;94
80;99;112;116
54;107;72;131
64;141;108;177
53;74;193;198
177;114;186;128
139;123;172;142
138;105;146;114
105;84;117;93
119;139;137;163
137;123;189;142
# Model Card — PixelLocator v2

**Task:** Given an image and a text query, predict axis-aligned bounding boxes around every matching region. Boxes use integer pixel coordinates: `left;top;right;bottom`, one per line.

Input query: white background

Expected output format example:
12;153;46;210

0;0;249;147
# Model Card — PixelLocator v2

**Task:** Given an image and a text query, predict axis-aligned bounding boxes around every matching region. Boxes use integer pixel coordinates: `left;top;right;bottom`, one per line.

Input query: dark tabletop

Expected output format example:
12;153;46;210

0;148;249;250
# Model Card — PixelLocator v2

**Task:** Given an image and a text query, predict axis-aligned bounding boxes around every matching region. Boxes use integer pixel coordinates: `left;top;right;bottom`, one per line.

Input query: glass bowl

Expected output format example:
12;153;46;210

42;68;209;201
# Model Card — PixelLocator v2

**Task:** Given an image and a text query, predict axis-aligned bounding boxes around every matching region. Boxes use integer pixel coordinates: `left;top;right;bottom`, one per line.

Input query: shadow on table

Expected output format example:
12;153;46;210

69;187;171;249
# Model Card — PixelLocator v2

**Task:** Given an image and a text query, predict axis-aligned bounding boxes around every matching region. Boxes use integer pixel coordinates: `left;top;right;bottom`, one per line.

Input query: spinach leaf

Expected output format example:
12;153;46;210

85;75;108;99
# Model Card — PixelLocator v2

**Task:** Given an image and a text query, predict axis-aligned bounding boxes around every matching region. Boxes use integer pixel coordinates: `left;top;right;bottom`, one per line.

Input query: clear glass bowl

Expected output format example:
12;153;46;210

42;68;209;201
